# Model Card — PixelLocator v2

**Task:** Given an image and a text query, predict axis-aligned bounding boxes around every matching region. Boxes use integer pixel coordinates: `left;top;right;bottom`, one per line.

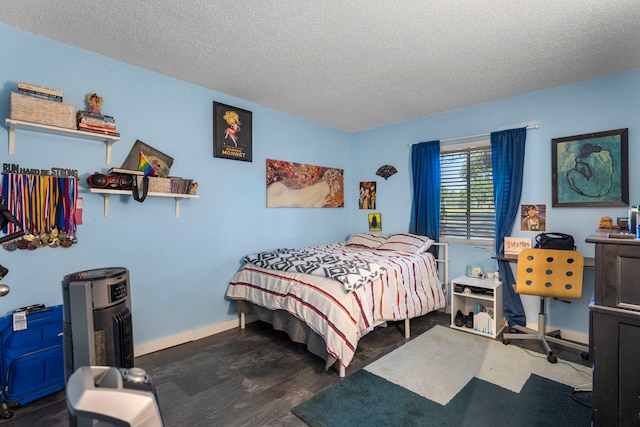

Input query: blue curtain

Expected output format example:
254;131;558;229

491;128;527;327
409;141;441;256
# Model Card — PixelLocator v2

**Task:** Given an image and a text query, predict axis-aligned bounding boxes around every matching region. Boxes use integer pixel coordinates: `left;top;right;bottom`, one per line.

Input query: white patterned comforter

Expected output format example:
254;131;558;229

225;242;446;369
243;247;385;292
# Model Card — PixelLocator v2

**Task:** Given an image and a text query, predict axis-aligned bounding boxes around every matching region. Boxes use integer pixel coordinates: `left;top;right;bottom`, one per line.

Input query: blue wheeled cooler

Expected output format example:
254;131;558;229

0;304;65;418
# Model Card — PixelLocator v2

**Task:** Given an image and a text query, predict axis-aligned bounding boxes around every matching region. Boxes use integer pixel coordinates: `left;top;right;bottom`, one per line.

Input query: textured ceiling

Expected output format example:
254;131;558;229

2;1;640;133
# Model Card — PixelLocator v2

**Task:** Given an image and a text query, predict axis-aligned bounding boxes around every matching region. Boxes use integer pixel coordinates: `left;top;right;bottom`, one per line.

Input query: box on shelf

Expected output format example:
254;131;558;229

473;311;493;335
10;92;76;129
147;176;172;194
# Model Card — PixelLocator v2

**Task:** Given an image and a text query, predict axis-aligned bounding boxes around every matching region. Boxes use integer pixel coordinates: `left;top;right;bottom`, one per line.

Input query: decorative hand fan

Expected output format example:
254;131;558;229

376;165;397;180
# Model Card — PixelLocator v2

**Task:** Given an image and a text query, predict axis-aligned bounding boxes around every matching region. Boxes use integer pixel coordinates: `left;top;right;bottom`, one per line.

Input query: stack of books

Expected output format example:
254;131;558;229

169;177;195;194
17;82;63;102
76;111;119;137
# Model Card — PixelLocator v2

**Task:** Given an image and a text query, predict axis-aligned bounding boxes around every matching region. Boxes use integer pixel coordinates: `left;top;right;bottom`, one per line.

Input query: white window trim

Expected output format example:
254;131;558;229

440;236;494;246
441;138;491;152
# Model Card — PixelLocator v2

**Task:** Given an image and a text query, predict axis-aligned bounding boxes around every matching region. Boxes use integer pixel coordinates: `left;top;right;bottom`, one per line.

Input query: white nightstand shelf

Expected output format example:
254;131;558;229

450;275;505;339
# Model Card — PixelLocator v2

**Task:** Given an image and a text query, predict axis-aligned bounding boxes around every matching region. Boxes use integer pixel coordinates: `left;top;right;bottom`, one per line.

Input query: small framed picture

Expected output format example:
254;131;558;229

368;213;382;232
213;102;253;162
359;181;376;209
521;204;546;231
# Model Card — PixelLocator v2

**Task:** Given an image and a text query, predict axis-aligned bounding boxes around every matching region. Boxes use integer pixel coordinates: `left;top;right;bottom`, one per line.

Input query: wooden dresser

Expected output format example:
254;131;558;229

586;232;640;426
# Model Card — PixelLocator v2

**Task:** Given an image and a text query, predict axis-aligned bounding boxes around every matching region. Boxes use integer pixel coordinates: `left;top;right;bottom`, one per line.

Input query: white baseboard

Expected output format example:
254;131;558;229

134;315;256;357
523;321;588;345
134;315;588;358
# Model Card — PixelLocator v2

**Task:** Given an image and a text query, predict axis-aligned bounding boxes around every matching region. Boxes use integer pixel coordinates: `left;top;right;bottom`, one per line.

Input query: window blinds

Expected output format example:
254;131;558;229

440;145;495;240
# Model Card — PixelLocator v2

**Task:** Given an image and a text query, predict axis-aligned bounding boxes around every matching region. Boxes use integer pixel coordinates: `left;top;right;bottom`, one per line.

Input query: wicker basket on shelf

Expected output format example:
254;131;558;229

10;92;76;129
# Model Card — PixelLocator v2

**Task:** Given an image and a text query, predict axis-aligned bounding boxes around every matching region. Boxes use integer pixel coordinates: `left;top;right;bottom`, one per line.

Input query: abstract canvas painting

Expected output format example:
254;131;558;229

552;128;628;207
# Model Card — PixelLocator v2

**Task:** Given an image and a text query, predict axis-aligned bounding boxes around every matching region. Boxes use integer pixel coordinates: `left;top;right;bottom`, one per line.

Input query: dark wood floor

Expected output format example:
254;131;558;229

0;311;590;427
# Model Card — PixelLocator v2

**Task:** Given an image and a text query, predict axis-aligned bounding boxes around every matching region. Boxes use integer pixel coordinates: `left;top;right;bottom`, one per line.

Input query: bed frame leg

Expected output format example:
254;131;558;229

240;312;246;329
404;318;410;339
339;365;345;378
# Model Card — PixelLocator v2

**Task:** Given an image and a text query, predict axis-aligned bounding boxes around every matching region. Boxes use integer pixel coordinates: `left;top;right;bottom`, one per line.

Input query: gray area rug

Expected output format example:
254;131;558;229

292;325;592;426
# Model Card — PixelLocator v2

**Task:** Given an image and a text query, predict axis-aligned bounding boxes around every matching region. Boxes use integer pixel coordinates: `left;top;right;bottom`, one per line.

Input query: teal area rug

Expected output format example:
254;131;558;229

292;326;592;426
292;370;591;427
365;325;592;405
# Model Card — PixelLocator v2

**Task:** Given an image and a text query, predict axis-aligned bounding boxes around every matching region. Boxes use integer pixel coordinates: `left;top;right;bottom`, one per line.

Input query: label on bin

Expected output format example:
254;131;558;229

12;311;26;331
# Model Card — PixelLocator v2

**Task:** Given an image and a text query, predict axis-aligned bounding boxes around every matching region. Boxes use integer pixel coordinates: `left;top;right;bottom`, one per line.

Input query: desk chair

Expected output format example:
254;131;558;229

502;248;589;363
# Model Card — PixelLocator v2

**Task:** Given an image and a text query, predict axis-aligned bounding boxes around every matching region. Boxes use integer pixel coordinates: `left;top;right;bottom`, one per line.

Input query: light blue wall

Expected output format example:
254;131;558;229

350;69;640;334
2;24;638;344
0;25;352;346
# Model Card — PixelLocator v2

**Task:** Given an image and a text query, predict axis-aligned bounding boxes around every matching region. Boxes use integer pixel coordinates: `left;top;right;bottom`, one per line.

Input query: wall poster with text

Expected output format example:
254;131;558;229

213;102;252;162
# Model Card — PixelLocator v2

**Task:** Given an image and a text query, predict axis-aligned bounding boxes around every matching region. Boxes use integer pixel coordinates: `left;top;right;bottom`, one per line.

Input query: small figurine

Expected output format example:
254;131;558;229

86;93;103;114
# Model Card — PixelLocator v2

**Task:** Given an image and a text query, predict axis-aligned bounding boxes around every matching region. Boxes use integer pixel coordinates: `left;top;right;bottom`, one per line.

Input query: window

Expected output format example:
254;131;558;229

440;140;495;241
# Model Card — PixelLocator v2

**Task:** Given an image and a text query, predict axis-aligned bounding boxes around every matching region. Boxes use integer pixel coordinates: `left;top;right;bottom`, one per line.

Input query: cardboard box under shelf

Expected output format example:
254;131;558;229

10;92;76;129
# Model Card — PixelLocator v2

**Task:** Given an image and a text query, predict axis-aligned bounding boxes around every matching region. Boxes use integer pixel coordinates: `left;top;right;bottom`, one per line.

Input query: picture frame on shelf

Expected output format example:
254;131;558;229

552;128;628;207
213;102;252;162
121;139;173;177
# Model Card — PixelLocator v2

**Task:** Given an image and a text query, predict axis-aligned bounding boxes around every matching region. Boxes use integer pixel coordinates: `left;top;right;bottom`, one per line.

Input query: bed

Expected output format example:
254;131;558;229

225;232;449;377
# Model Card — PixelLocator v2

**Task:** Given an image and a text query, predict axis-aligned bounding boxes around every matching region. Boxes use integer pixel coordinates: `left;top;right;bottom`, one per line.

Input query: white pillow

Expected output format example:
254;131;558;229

345;233;387;249
376;233;433;254
420;238;435;253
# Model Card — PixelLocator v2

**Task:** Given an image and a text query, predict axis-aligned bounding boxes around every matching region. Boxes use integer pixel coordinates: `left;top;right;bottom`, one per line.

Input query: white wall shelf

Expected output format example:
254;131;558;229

5;118;119;164
89;188;199;218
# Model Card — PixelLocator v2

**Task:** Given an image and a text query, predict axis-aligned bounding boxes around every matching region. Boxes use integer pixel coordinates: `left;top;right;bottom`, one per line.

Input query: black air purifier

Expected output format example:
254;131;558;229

62;267;134;384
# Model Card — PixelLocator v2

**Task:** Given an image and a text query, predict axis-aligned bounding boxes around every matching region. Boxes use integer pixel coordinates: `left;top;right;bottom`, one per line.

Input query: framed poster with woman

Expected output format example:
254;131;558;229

213;102;253;162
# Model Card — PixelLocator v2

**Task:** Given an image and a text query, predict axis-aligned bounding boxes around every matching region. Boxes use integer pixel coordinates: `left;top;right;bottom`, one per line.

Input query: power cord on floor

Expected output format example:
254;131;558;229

513;344;592;408
513;344;592;379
